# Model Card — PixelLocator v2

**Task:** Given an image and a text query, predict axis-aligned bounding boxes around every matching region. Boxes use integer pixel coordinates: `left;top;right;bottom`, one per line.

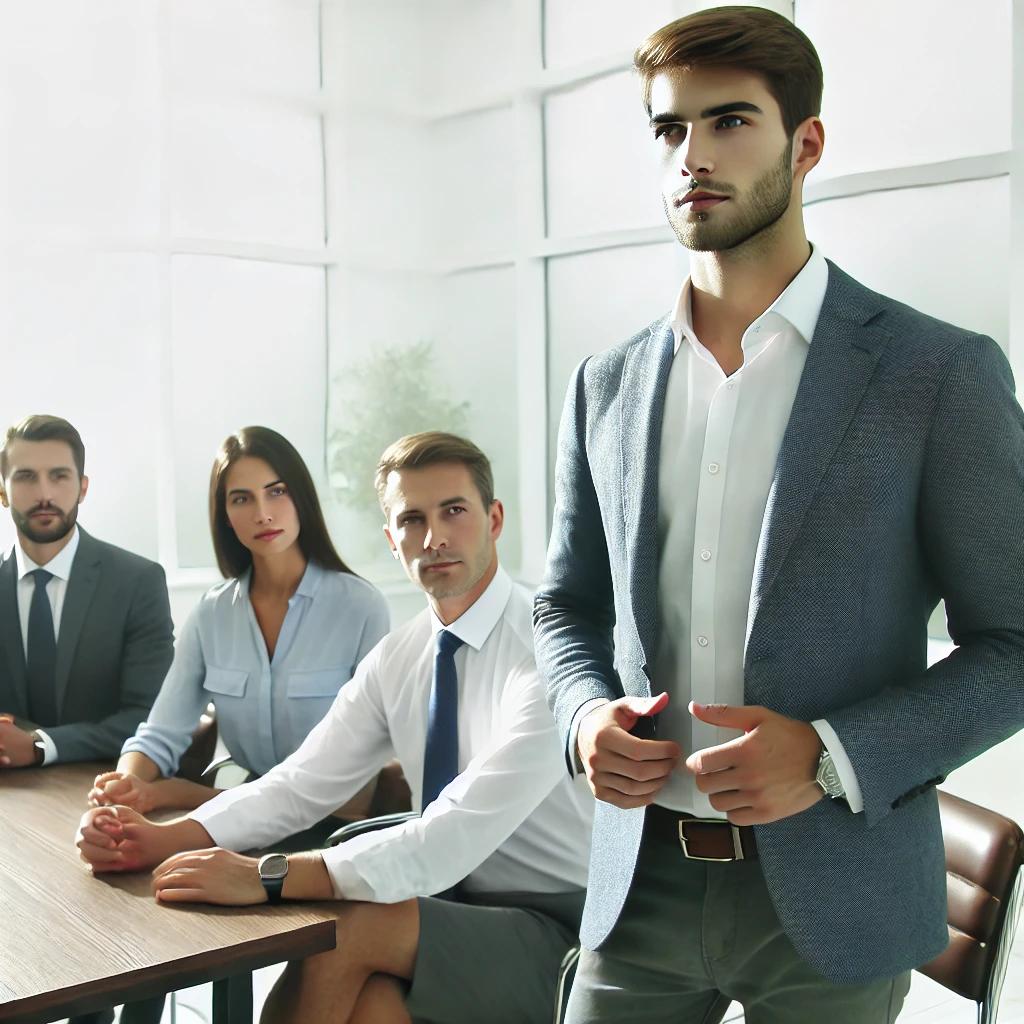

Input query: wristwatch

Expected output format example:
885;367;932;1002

257;853;289;903
815;746;846;799
29;731;45;766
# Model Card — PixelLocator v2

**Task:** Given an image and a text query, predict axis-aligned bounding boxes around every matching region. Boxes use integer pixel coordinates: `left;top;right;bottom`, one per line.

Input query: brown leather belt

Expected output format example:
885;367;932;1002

647;803;758;862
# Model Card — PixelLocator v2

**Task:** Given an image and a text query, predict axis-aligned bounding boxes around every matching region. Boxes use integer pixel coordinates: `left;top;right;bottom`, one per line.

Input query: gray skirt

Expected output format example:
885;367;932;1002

406;888;585;1024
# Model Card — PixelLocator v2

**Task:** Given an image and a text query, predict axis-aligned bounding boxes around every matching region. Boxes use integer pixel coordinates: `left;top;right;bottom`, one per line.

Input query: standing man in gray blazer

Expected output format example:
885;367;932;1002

0;415;174;768
534;7;1024;1023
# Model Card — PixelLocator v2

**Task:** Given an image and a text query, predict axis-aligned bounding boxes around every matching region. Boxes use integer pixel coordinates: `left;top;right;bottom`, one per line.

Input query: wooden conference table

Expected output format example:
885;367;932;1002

0;763;341;1024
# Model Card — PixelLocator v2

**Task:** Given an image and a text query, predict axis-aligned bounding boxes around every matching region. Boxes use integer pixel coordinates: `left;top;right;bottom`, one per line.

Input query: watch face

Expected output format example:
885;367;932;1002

259;854;289;881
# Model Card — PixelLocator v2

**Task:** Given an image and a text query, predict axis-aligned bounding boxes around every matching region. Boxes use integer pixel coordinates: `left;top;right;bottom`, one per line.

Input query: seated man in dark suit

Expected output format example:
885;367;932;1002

0;415;175;769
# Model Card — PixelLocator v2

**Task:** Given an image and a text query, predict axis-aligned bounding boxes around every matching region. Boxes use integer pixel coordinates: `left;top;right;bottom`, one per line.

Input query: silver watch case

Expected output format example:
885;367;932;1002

815;747;845;799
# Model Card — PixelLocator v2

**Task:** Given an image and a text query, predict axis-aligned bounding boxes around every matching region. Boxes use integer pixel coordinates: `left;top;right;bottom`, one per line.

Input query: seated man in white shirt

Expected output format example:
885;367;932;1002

75;431;593;1024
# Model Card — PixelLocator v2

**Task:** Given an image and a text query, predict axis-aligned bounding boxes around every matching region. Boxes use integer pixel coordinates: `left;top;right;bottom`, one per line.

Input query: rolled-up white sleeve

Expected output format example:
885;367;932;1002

321;657;568;903
190;640;394;856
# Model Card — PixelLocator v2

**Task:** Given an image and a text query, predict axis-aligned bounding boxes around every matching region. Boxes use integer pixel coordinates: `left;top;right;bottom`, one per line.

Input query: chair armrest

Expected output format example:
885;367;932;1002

200;756;253;790
327;812;419;846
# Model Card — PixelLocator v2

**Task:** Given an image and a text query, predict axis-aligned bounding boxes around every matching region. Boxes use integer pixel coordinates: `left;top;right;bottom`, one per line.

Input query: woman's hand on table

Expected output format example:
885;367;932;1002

88;771;158;814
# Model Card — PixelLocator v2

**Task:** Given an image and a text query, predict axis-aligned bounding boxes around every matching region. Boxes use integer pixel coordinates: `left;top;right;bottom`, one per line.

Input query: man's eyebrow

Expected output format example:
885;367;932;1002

649;101;763;126
439;496;470;508
262;479;285;490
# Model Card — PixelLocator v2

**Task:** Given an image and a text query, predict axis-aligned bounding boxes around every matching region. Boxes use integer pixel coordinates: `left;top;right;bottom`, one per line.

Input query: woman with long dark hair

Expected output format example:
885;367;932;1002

88;426;390;814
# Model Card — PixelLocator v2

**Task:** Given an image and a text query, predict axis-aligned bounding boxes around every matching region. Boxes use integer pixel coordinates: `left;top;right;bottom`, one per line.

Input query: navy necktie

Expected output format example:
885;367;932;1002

422;628;464;810
26;569;59;727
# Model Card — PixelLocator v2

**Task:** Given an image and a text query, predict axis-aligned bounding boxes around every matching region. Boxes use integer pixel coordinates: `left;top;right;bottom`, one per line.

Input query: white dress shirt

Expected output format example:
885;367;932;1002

653;243;862;815
192;566;594;902
572;245;863;816
13;527;81;764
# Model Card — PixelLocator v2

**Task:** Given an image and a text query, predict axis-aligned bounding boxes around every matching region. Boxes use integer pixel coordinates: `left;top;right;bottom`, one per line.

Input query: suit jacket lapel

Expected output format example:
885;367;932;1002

0;552;28;716
746;263;893;650
56;529;102;718
621;319;675;663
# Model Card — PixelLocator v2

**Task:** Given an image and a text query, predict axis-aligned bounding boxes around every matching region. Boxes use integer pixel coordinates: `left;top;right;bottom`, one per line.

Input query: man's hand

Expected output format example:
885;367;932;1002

577;692;681;809
152;849;267;906
0;715;36;768
89;771;158;814
685;701;823;825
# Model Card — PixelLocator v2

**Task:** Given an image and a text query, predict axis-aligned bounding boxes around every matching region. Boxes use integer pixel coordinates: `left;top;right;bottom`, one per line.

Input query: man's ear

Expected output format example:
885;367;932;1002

78;474;90;504
0;485;7;509
382;523;400;559
792;115;824;182
488;499;505;543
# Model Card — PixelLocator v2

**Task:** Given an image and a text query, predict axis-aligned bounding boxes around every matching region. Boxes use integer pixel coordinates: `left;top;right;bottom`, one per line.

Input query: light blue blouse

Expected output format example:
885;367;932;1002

122;561;390;778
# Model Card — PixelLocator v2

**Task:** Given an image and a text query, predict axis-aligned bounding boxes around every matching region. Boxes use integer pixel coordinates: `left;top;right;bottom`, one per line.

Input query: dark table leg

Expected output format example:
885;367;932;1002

212;972;254;1024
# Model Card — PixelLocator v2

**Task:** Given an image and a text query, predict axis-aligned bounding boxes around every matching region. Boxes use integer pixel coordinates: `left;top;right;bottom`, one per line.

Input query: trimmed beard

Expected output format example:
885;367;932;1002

666;140;794;253
12;502;79;545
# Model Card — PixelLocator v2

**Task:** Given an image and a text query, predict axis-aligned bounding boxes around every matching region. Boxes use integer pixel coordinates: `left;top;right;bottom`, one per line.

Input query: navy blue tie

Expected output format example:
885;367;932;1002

26;569;59;727
422;629;464;810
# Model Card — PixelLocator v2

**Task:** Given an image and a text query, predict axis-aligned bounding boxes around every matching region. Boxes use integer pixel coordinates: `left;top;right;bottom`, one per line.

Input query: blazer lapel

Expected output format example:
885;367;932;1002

0;551;28;716
746;264;893;649
620;318;675;663
55;529;102;718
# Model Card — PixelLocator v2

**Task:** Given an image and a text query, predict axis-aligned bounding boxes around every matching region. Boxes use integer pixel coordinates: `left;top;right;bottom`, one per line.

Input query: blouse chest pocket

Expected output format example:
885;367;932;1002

287;668;344;699
203;667;249;698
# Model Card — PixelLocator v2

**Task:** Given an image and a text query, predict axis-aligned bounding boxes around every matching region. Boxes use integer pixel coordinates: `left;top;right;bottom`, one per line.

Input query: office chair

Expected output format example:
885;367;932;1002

918;790;1024;1024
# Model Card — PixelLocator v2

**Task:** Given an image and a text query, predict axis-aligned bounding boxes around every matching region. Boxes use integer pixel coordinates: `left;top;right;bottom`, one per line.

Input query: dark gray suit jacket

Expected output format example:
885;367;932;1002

0;527;174;762
534;261;1024;983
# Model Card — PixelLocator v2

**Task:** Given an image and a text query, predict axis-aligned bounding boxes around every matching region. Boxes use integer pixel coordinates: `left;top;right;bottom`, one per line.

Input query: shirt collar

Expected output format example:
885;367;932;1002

239;558;324;603
429;564;512;652
15;525;80;582
670;242;829;354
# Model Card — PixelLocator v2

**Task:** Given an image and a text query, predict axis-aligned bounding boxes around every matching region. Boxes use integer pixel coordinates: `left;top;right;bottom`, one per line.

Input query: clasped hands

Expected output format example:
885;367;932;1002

75;805;266;906
576;692;823;824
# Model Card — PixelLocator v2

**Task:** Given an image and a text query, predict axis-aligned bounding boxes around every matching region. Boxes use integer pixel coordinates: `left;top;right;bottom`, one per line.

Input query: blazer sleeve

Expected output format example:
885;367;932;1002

533;358;623;766
826;334;1024;826
46;560;175;762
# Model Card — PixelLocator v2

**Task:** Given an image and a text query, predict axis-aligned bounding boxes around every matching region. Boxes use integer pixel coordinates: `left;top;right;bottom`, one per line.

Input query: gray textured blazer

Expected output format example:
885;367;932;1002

534;261;1024;984
0;527;174;762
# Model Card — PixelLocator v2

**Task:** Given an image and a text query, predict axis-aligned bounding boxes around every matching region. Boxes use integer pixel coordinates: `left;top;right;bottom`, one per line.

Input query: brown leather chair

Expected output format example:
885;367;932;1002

918;790;1024;1024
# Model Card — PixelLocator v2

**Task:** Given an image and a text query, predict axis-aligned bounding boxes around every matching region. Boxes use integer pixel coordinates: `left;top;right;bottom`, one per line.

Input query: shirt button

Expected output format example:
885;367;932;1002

697;635;710;648
727;381;735;390
708;462;720;474
700;549;712;562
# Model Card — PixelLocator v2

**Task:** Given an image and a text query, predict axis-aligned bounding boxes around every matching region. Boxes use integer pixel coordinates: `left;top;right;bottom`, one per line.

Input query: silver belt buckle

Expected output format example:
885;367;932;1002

677;817;746;862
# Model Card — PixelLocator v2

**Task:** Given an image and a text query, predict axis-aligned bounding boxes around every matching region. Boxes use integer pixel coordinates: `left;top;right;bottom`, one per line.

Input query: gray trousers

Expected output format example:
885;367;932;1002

566;821;911;1024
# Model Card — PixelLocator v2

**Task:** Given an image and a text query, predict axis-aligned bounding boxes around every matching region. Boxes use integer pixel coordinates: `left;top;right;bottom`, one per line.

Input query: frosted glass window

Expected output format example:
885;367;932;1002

0;3;160;237
544;0;675;69
804;177;1009;349
324;111;431;262
546;243;684;488
423;0;517;110
0;252;161;560
327;266;519;578
167;0;320;95
170;101;324;247
171;257;326;568
545;72;665;238
424;107;517;265
797;0;1011;179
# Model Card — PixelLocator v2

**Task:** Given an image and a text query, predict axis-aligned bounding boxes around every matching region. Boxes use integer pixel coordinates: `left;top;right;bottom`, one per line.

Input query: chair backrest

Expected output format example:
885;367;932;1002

918;790;1024;1013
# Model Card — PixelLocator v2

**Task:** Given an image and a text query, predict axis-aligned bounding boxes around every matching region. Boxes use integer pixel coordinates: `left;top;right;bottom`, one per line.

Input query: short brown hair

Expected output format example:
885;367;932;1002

210;426;355;579
634;6;823;137
375;432;495;516
0;415;86;480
